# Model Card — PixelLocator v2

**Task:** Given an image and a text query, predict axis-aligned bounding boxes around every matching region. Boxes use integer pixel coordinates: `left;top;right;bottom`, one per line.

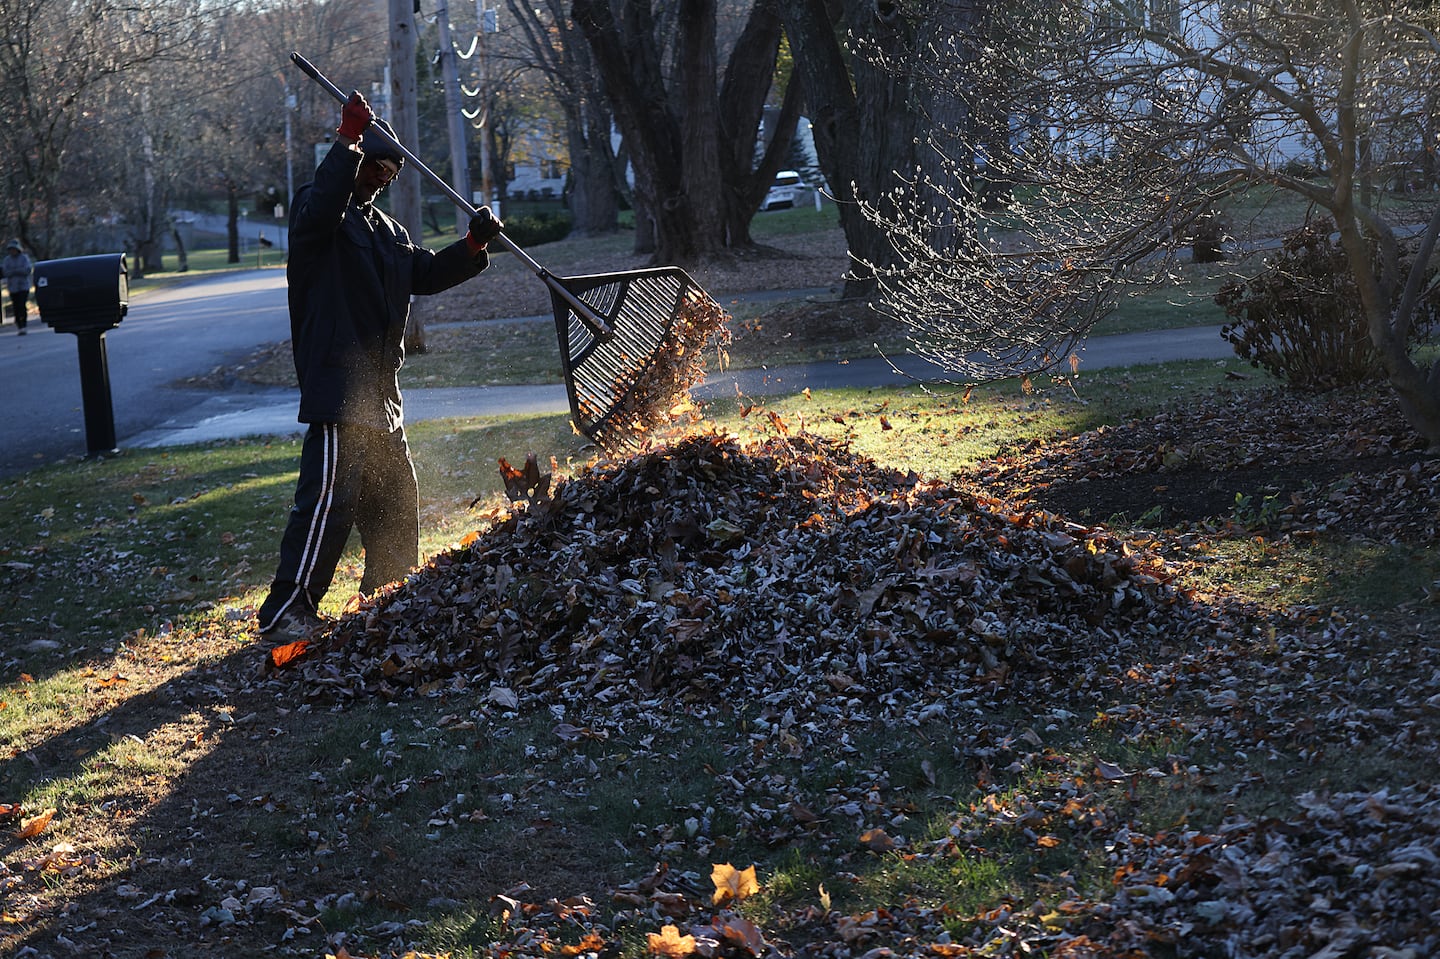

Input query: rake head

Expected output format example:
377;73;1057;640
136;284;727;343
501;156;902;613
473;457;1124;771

550;267;728;450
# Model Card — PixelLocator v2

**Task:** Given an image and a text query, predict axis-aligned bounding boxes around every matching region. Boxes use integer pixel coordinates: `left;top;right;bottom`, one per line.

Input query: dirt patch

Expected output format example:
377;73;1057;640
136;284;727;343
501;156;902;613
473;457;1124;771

413;230;853;327
183;233;858;391
969;383;1439;541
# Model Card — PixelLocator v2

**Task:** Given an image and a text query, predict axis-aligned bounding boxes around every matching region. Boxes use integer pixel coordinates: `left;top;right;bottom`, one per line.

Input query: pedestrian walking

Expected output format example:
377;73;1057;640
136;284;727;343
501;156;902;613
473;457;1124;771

256;90;503;642
2;240;33;334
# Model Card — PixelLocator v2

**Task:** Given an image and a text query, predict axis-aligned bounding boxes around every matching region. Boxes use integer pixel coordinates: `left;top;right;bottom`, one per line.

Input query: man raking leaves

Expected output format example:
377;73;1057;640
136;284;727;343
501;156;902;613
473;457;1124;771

262;56;731;645
256;89;504;643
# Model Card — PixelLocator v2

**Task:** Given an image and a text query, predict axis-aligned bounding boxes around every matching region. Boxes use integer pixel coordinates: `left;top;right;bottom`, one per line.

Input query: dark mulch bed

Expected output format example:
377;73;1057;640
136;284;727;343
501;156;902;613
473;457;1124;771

966;384;1439;543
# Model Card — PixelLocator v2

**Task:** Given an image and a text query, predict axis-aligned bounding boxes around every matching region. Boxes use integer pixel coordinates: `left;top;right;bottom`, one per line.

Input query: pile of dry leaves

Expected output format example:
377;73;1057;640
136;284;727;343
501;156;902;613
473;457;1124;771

291;432;1220;727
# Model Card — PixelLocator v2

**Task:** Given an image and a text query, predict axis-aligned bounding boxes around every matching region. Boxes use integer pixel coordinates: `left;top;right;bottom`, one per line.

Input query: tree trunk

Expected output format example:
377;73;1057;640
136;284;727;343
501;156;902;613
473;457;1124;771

915;0;987;251
572;0;697;264
172;227;188;272
227;185;241;264
1339;216;1440;449
567;109;621;237
565;27;621;237
781;0;890;297
573;0;789;265
678;0;723;253
717;0;796;246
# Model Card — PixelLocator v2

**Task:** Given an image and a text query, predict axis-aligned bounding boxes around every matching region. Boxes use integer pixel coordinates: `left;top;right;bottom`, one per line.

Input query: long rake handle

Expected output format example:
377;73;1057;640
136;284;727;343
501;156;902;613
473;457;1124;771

290;52;611;334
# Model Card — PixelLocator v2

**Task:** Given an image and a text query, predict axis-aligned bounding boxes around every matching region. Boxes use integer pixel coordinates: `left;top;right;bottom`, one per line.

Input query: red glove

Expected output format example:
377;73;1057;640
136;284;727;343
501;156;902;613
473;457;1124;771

337;92;372;141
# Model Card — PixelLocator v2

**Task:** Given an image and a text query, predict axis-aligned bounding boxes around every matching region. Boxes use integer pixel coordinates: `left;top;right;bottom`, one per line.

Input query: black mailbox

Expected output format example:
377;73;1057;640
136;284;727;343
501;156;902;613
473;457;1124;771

33;253;129;457
35;253;128;333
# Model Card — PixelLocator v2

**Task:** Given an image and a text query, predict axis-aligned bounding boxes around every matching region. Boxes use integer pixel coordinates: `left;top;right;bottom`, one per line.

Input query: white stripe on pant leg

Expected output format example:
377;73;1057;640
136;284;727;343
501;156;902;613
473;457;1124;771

297;423;340;596
270;424;340;626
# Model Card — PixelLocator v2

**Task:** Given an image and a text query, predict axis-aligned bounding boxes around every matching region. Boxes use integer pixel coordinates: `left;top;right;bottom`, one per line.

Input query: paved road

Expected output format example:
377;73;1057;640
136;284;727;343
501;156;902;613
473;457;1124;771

0;269;291;477
1;267;1232;477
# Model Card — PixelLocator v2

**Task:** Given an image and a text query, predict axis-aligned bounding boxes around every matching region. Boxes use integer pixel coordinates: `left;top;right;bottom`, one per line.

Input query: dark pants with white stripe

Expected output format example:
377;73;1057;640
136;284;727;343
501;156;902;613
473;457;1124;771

257;422;419;631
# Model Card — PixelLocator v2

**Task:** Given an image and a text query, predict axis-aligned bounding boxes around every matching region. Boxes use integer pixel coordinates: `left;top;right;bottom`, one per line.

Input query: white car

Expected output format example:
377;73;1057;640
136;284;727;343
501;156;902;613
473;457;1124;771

761;171;804;210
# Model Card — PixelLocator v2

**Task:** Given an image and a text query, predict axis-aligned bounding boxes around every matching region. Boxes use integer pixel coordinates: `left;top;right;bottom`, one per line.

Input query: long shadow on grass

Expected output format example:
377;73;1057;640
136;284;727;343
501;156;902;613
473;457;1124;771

0;442;298;687
2;638;574;956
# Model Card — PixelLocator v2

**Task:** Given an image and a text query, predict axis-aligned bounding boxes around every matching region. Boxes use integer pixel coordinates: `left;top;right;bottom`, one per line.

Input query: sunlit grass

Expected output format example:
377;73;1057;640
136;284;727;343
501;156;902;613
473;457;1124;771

1173;534;1440;614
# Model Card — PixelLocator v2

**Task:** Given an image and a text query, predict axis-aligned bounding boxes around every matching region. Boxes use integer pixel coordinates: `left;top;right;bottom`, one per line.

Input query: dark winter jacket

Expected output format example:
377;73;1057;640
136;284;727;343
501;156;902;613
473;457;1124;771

287;141;487;429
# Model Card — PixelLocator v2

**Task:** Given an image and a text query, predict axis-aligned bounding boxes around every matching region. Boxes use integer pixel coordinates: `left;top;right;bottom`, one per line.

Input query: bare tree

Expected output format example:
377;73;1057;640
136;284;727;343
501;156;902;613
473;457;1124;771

717;0;804;247
0;0;203;258
870;0;1440;447
249;0;392;202
507;0;622;236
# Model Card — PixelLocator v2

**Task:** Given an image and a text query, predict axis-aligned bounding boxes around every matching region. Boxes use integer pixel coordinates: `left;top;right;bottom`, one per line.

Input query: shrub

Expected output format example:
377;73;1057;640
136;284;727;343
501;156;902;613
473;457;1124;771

1189;207;1228;263
503;211;573;247
1214;219;1439;391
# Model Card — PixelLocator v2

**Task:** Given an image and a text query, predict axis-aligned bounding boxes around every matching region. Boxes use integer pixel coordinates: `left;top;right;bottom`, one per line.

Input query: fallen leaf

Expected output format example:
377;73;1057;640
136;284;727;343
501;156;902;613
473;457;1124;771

16;807;55;839
860;828;897;852
1096;760;1131;781
711;862;759;905
268;640;310;669
648;923;696;957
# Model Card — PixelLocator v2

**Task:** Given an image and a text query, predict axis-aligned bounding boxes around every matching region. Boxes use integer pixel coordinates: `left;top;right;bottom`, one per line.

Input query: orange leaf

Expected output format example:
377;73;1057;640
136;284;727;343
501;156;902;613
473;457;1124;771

96;673;128;688
268;639;310;669
20;673;33;683
859;827;897;852
16;808;55;839
1037;835;1062;848
711;862;759;905
460;530;482;548
647;924;696;957
562;934;608;955
0;803;20;821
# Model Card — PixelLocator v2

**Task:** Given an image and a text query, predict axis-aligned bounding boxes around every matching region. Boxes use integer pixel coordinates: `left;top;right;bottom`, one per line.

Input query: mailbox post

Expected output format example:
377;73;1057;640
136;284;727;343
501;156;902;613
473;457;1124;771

33;254;129;458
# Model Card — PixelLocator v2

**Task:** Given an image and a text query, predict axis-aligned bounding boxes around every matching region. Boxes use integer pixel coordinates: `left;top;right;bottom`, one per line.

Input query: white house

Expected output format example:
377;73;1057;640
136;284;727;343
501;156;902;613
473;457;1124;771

1046;0;1322;170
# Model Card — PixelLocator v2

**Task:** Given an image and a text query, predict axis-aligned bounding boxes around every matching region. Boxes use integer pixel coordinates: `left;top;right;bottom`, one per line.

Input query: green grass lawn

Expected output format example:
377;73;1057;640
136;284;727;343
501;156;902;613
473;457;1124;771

3;353;1433;957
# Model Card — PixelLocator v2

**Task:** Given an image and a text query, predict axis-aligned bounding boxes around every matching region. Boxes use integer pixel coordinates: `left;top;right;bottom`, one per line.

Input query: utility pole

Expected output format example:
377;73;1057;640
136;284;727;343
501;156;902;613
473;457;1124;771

435;1;471;237
388;0;422;238
283;85;296;247
475;0;496;215
389;0;426;351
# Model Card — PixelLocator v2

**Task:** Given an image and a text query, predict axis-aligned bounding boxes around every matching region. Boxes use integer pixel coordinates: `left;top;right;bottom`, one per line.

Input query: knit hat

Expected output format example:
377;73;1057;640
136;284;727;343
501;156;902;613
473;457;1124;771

364;118;406;169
